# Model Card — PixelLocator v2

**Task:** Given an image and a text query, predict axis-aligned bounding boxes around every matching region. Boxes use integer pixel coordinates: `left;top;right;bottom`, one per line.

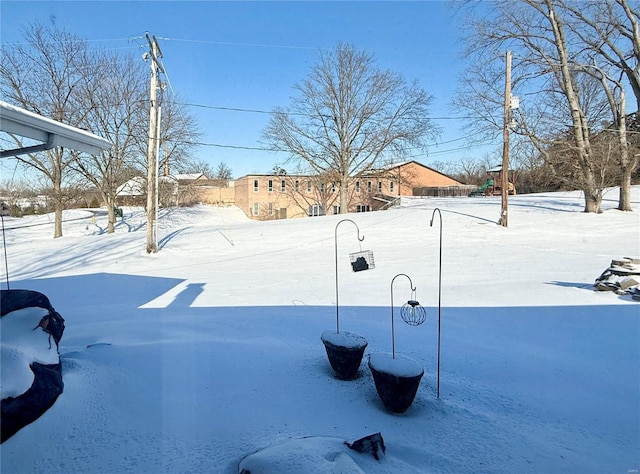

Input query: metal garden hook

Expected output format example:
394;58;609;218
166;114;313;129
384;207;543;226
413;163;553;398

430;208;442;399
390;273;417;359
334;219;364;333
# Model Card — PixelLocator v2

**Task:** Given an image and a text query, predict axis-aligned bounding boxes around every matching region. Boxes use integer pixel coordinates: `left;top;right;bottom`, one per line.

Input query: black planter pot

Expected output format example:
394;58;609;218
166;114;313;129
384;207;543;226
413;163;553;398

321;330;368;380
368;353;423;414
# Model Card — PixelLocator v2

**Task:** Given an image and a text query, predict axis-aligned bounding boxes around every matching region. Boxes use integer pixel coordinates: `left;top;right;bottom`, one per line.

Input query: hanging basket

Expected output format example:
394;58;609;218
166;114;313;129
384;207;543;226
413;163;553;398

349;250;375;272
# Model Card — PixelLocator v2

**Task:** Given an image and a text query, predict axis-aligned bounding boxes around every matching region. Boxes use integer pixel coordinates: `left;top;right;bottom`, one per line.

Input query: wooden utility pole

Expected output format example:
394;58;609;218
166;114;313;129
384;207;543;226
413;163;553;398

145;33;164;253
499;50;511;227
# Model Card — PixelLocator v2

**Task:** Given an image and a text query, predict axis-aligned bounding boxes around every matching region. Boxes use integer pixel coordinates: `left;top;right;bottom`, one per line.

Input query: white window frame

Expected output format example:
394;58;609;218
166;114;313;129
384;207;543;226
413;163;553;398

310;204;323;217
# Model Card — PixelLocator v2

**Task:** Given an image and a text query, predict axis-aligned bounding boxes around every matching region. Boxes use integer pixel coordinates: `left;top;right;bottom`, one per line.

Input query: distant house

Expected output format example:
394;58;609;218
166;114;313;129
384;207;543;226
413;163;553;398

116;175;178;206
233;161;467;220
116;176;146;198
173;173;208;184
116;174;234;207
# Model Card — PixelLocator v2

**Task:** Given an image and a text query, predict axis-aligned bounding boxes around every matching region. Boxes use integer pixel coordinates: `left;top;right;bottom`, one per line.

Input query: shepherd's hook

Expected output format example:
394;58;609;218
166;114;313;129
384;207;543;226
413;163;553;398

1;213;9;290
430;208;442;398
334;219;364;333
390;273;416;359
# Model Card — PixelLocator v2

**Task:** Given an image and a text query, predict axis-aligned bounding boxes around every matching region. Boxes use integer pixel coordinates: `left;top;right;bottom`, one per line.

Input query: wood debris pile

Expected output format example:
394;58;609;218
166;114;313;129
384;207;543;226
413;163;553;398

594;257;640;301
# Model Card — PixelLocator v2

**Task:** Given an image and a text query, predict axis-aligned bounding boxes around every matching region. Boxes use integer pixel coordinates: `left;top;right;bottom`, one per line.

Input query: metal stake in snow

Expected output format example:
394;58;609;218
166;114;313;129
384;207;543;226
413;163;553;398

1;213;9;289
430;208;443;399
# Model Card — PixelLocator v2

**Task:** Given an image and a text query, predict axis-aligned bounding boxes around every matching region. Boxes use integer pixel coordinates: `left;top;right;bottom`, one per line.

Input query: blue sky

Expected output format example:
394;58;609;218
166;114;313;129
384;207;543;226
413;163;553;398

1;1;496;179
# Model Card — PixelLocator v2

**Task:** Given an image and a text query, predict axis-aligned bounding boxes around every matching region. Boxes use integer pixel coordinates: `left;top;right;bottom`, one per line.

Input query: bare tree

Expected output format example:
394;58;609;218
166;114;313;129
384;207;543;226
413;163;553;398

277;172;341;217
0;24;92;236
214;161;233;180
72;52;148;233
263;43;439;214
458;0;611;212
559;0;640;210
176;159;213;177
156;97;202;176
561;0;640;111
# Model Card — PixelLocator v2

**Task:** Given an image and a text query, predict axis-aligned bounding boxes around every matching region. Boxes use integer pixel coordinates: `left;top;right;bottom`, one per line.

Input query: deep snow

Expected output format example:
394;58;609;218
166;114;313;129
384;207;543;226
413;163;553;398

1;188;639;473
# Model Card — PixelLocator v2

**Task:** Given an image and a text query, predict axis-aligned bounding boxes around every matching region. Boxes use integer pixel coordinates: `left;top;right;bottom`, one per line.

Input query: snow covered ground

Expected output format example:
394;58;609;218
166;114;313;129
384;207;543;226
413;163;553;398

1;188;639;473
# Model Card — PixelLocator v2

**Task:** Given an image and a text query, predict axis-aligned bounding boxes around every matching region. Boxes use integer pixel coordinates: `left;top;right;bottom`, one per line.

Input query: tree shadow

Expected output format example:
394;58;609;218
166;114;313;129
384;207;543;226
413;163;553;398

546;280;594;289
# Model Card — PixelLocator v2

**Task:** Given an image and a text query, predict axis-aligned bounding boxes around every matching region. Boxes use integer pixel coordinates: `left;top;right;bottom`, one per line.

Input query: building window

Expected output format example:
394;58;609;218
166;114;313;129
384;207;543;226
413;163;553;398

331;182;336;193
356;204;371;212
281;180;286;192
320;183;325;193
253;179;259;192
390;181;395;193
307;181;312;193
295;180;299;192
333;205;340;215
252;202;259;216
367;181;372;193
355;181;360;193
309;204;323;217
268;180;273;192
377;181;382;193
268;202;273;215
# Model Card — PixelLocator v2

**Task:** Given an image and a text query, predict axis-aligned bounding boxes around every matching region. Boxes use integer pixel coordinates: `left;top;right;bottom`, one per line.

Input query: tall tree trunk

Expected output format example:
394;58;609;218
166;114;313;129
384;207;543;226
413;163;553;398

53;177;63;238
545;0;602;213
618;170;633;211
339;175;349;214
615;103;634;211
102;191;116;233
583;187;603;213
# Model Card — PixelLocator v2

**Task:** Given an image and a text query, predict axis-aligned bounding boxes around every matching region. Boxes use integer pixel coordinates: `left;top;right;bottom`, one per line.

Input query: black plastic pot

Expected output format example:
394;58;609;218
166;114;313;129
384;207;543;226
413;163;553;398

321;330;368;380
368;353;423;414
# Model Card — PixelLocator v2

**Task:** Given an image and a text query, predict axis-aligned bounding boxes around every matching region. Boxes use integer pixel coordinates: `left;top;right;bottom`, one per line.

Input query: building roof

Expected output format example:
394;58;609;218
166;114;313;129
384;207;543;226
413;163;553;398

0;100;111;158
174;173;207;181
116;175;178;196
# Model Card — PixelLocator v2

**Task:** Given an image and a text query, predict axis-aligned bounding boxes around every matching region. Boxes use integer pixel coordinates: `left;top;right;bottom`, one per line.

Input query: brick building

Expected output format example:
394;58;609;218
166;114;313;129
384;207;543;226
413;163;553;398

233;161;465;220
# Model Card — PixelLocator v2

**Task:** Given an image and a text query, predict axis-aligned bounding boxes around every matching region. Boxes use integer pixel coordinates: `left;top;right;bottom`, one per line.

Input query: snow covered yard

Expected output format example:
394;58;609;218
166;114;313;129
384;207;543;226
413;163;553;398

1;188;639;473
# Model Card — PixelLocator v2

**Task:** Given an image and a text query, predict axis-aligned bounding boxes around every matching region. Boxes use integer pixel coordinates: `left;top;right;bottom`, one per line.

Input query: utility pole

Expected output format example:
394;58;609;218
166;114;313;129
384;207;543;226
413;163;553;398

499;50;512;227
145;33;164;253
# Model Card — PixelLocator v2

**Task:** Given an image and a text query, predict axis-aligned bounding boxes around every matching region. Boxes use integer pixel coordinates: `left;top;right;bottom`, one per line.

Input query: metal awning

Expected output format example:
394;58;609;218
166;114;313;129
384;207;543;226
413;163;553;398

0;100;111;158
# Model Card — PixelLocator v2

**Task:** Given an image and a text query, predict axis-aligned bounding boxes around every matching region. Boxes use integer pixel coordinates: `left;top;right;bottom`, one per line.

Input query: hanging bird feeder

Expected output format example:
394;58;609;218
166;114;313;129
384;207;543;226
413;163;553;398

349;249;375;272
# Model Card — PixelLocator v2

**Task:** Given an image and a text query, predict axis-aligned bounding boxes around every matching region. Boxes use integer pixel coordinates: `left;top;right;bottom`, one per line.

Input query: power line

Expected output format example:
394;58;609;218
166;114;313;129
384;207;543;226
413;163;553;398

167;100;483;121
155;36;320;51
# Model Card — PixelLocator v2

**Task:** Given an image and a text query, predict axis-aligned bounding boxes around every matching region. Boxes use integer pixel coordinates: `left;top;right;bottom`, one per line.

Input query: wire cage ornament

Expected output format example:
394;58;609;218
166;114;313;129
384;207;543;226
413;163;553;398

401;296;427;326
